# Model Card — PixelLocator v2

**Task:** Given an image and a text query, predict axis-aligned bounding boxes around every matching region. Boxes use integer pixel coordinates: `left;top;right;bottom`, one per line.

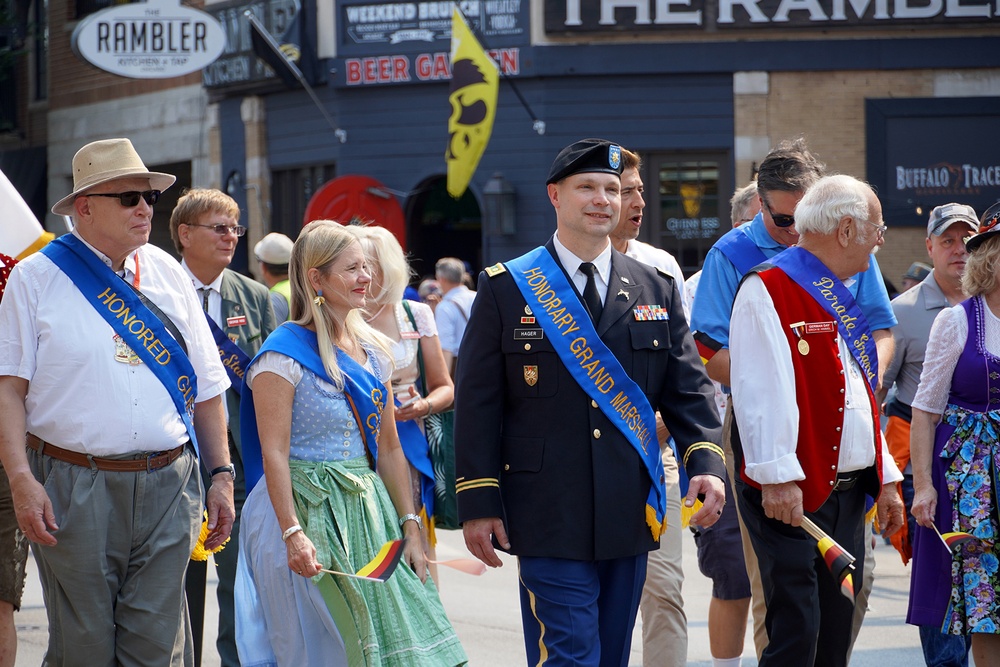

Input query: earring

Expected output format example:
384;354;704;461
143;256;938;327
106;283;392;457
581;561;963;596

313;290;325;307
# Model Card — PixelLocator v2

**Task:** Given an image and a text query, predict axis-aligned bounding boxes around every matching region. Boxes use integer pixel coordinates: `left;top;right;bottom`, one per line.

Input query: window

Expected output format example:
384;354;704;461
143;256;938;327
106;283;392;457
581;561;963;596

271;163;337;239
644;154;732;277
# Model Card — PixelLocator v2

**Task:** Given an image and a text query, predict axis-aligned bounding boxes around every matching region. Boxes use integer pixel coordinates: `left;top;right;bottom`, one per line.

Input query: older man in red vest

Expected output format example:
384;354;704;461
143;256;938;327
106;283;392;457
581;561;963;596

728;174;905;667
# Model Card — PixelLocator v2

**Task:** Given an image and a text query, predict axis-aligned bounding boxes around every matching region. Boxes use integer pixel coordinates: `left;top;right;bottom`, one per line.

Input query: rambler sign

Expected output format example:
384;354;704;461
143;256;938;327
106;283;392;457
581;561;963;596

72;0;226;78
545;0;998;31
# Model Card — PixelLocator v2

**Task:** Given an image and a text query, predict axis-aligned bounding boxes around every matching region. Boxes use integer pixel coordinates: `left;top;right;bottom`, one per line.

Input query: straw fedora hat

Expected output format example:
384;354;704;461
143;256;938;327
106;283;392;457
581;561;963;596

51;138;176;216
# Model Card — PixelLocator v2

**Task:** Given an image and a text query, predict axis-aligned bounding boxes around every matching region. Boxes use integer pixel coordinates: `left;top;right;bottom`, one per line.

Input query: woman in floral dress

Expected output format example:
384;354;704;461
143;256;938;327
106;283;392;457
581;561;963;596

909;202;1000;667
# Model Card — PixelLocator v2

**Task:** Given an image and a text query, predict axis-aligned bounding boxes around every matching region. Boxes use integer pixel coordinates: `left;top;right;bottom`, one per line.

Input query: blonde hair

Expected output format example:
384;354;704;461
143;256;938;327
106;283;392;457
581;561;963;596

169;188;240;254
962;235;1000;297
348;225;413;307
289;220;393;389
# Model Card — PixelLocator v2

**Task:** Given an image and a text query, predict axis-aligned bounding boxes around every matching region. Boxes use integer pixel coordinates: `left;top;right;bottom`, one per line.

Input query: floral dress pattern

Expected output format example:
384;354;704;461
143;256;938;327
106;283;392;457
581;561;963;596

937;297;1000;635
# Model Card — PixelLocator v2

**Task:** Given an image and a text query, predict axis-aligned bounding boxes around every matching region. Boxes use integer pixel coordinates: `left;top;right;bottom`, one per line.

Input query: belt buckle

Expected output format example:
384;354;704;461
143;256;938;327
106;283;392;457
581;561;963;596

145;452;160;473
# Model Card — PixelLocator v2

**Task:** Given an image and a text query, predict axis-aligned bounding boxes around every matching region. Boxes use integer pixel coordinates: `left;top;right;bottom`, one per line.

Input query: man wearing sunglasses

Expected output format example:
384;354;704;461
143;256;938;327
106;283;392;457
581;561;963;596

170;188;277;667
0;138;235;665
689;138;897;663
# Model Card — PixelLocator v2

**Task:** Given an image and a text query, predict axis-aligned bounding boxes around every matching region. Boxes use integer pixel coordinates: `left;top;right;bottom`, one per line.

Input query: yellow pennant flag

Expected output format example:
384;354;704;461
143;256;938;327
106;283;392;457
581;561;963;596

0;168;53;259
446;9;498;199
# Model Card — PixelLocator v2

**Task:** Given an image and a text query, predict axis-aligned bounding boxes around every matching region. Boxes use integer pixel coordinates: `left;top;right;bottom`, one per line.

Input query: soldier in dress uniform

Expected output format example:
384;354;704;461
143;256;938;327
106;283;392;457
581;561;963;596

455;138;727;667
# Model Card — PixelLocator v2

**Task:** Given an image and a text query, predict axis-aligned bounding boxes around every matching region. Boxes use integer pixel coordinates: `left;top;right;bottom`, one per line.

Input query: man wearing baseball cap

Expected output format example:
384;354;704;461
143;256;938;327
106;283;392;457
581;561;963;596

0;138;234;665
254;232;294;322
455;138;726;666
881;202;978;666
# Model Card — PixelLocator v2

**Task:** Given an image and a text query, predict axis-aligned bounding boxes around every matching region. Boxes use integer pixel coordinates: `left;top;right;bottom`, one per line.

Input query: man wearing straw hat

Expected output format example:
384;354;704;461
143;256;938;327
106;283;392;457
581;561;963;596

728;174;904;667
0;138;235;665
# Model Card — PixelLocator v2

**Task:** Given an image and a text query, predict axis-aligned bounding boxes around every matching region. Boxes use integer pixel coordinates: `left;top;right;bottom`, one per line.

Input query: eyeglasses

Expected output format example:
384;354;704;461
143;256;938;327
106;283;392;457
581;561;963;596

182;222;247;237
860;218;887;241
761;197;795;228
84;190;160;207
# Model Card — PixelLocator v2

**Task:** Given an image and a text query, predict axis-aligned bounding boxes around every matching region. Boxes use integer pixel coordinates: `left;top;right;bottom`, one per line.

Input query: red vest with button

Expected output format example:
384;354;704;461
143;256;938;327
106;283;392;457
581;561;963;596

738;266;883;512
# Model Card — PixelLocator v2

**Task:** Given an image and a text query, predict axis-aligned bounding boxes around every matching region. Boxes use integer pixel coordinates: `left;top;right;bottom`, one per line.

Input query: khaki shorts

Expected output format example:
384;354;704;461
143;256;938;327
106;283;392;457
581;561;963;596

0;464;29;609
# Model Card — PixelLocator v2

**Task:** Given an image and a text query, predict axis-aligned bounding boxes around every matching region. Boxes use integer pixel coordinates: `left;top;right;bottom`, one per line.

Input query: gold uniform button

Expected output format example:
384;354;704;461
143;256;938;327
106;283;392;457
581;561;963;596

591;400;599;409
593;429;601;439
653;339;659;347
504;464;510;471
524;343;531;351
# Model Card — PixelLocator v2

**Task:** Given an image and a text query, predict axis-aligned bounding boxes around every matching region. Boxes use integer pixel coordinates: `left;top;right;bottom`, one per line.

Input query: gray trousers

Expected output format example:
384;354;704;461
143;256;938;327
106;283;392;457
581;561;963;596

28;445;202;667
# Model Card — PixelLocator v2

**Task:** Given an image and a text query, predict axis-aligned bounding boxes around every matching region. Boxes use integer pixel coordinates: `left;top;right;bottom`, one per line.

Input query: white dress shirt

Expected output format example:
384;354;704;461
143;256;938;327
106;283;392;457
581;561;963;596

553;233;612;306
182;260;224;326
730;274;901;486
622;239;687;315
0;232;230;455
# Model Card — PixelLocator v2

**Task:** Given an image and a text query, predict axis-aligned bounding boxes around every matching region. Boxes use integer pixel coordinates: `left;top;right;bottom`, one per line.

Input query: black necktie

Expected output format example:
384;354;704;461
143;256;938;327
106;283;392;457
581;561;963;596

198;287;210;313
579;262;603;324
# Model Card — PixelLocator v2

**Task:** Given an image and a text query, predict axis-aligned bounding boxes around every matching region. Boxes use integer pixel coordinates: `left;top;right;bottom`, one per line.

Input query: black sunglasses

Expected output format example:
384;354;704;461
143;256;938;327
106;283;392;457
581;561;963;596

762;197;795;228
84;190;160;207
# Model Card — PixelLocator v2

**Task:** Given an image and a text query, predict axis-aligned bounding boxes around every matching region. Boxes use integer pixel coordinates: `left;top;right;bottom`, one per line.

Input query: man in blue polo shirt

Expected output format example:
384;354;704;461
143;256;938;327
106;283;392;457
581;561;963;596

690;138;897;662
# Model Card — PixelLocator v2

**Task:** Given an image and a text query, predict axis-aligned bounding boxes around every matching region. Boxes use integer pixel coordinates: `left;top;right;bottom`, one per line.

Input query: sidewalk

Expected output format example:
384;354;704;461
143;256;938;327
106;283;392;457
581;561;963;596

15;530;934;666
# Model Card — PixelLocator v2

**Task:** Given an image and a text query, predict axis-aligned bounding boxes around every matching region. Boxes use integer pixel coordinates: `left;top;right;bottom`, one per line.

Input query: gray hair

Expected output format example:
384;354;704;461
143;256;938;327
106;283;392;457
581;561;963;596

435;257;466;284
757;138;825;197
730;181;758;225
794;175;874;238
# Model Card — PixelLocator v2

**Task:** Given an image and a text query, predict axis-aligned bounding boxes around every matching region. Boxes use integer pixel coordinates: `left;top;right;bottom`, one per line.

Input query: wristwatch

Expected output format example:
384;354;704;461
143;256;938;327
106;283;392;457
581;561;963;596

209;463;236;481
399;513;422;529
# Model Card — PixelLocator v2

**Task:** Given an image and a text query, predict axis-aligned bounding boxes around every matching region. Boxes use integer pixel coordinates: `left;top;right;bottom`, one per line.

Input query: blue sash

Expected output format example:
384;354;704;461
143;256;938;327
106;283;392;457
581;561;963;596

204;314;250;396
506;247;667;538
240;323;386;491
767;246;879;392
716;228;768;276
41;235;200;452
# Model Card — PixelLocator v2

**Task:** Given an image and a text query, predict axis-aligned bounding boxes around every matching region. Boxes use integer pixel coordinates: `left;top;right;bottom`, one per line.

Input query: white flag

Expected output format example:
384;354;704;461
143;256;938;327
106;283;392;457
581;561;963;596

0;168;52;259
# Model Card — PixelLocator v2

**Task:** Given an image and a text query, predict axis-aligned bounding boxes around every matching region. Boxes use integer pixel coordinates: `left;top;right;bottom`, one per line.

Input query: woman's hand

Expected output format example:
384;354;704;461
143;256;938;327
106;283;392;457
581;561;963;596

402;523;428;583
911;485;938;529
394;385;429;422
285;529;322;578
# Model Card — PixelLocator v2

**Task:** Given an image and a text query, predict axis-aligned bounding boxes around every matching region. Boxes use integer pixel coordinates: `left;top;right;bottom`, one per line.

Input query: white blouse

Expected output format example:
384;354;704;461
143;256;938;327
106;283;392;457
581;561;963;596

911;298;1000;415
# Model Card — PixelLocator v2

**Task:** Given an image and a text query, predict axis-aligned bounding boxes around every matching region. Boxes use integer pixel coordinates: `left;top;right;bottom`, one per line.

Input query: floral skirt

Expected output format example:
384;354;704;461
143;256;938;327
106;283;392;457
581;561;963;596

941;405;1000;635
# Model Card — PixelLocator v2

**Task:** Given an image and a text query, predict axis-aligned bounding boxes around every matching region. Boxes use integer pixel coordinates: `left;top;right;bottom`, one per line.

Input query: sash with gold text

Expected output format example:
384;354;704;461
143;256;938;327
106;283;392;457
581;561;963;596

41;234;200;451
204;314;250;396
766;246;879;392
240;323;385;490
506;247;667;537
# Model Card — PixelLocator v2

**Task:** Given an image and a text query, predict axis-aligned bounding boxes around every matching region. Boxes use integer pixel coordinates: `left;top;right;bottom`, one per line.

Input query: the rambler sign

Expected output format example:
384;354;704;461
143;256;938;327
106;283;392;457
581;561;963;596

72;0;226;78
545;0;997;31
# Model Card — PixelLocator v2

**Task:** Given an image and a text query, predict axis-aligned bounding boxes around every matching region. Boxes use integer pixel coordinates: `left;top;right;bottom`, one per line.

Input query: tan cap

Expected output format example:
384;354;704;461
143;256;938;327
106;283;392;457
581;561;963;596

254;232;294;264
51;138;176;216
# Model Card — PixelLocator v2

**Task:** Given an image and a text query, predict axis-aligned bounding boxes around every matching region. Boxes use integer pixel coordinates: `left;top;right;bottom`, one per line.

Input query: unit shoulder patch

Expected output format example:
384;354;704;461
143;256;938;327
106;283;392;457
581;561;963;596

485;263;507;277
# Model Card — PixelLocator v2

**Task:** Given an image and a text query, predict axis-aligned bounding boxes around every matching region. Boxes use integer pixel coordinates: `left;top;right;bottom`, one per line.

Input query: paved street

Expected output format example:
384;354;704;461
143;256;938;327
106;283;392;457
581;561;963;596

15;528;944;666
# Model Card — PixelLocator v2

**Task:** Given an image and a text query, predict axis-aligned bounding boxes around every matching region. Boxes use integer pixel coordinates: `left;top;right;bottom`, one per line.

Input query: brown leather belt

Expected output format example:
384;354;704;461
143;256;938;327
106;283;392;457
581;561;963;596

26;434;186;473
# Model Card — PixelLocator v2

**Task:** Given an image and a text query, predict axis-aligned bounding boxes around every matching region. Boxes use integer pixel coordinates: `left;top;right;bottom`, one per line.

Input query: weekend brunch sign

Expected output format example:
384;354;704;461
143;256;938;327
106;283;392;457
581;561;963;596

72;0;226;78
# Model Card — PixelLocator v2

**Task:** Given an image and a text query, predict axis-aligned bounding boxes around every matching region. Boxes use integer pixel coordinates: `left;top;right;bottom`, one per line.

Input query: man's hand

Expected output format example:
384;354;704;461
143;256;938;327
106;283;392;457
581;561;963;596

686;474;726;528
761;481;803;526
203;478;235;550
463;517;509;568
877;482;905;538
10;470;58;546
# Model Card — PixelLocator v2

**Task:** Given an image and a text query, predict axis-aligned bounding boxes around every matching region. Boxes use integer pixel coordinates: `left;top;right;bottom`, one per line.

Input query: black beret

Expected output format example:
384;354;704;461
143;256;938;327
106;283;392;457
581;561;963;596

546;138;624;185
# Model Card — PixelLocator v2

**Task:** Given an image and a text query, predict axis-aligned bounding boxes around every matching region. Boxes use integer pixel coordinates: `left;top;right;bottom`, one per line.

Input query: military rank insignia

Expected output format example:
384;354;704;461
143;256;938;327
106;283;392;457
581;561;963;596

633;305;669;321
523;365;538;387
485;263;507;277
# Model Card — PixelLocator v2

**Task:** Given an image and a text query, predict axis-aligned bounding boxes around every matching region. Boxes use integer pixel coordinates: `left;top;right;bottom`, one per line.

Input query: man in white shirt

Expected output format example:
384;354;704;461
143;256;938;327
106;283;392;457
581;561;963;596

0;139;235;666
171;188;277;667
729;174;904;667
434;256;477;372
610;148;688;667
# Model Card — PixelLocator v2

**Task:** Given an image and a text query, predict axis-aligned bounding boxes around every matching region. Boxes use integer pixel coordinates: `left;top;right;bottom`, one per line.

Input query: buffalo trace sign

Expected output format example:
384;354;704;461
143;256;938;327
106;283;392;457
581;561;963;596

72;0;226;78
